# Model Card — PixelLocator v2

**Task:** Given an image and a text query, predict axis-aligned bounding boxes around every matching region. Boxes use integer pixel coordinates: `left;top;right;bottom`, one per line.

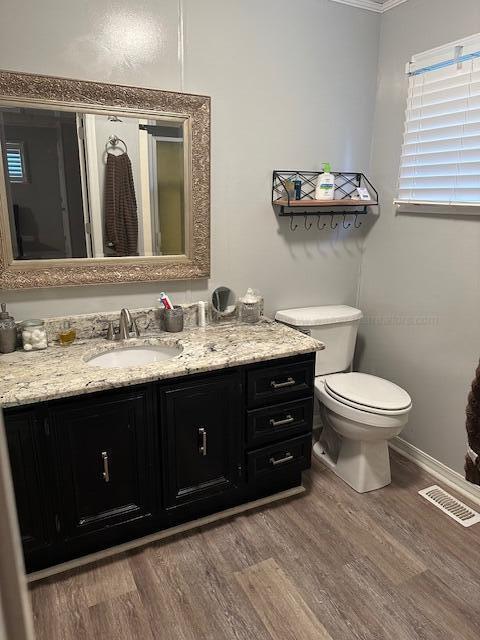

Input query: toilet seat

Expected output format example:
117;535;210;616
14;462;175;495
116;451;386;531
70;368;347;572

324;372;412;416
314;377;411;429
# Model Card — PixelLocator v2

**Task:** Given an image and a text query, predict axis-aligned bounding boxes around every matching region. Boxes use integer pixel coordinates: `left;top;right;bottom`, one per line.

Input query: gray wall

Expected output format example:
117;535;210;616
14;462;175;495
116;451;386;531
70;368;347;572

2;0;477;478
0;0;380;318
357;0;480;475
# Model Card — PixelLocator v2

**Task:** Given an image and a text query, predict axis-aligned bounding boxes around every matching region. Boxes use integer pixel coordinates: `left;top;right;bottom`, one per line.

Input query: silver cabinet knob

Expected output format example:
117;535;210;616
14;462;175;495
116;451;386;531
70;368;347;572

269;414;294;428
198;427;207;456
270;377;296;390
269;452;294;466
101;451;110;482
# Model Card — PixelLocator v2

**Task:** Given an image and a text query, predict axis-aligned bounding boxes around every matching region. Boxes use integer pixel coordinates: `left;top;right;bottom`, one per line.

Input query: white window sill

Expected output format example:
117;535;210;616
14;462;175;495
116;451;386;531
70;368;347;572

394;201;480;216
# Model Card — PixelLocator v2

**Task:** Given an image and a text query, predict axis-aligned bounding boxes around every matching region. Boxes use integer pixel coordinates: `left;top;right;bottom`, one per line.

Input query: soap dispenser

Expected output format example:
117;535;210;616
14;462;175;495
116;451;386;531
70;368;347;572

0;303;17;354
315;163;335;200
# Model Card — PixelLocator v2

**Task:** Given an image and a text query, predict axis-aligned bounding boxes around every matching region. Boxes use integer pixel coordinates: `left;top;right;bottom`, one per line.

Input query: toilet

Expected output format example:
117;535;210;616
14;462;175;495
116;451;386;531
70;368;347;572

275;305;412;493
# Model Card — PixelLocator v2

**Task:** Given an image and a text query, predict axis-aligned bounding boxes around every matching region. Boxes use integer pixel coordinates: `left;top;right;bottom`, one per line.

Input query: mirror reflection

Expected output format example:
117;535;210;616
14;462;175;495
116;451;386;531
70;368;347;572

211;286;237;319
0;106;188;260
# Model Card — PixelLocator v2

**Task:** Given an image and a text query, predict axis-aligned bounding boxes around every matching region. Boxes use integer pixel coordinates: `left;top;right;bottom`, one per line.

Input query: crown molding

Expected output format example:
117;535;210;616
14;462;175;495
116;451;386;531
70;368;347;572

381;0;408;11
330;0;382;12
330;0;408;13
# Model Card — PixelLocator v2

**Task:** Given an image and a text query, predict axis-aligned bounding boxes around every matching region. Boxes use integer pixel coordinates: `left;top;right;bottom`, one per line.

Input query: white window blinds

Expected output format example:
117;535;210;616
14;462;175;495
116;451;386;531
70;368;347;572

396;33;480;210
6;142;26;183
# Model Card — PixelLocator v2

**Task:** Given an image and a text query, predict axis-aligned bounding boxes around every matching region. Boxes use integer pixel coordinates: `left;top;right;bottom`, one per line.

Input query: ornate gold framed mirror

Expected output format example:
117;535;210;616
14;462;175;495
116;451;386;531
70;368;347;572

0;70;210;288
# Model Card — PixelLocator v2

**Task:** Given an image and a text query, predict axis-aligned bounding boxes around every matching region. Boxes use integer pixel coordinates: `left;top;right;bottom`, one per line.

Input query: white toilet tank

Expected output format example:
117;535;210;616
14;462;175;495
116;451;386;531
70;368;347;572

275;305;363;376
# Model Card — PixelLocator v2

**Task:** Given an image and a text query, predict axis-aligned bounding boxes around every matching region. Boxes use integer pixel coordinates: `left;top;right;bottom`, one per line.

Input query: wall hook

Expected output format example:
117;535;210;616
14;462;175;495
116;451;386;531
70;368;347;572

317;215;326;231
330;214;338;230
289;215;298;231
354;214;362;229
342;213;351;229
304;215;312;230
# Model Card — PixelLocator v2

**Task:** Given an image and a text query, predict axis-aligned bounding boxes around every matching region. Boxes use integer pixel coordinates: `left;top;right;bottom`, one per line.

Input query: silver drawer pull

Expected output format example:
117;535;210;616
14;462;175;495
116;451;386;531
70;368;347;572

198;427;207;456
101;451;110;483
269;452;294;466
269;414;294;428
270;376;296;390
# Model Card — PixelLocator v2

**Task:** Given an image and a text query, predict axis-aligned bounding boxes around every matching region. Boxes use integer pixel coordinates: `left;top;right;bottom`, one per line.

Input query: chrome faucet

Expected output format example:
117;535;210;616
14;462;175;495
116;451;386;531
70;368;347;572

118;308;140;340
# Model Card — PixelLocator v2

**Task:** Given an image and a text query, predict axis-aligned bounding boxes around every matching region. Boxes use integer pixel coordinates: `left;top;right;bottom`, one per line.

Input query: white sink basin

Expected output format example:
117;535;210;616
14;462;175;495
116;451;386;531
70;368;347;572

87;344;182;368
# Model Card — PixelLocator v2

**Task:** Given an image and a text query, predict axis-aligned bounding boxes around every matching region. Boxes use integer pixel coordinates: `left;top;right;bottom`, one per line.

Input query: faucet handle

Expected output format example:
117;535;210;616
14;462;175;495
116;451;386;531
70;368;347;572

106;320;117;341
131;317;140;338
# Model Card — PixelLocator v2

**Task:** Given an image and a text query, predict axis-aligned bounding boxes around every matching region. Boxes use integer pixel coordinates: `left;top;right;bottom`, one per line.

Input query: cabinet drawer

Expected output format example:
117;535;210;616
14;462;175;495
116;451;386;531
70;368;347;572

246;359;314;408
246;398;313;447
247;434;312;482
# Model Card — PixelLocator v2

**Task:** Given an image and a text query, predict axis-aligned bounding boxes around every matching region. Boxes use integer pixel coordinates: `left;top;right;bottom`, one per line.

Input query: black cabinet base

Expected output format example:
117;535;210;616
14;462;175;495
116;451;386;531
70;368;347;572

5;353;316;575
28;472;305;577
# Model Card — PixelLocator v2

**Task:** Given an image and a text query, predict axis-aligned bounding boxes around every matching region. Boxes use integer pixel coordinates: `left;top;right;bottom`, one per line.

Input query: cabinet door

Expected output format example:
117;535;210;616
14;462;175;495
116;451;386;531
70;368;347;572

5;409;53;556
50;386;158;541
162;373;242;508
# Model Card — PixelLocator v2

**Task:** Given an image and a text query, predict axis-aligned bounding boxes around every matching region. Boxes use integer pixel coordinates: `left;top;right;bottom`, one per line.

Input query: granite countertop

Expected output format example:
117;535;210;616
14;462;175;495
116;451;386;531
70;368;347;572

0;319;324;409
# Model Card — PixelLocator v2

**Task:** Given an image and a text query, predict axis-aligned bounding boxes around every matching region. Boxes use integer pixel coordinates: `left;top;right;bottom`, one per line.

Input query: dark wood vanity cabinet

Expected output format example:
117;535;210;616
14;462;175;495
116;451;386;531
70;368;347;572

161;373;242;510
5;409;55;565
3;353;315;573
48;386;158;548
244;357;314;496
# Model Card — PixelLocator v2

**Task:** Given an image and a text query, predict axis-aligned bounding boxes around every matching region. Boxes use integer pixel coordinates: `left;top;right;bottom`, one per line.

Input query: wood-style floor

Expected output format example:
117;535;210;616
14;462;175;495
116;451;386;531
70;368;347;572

30;451;480;640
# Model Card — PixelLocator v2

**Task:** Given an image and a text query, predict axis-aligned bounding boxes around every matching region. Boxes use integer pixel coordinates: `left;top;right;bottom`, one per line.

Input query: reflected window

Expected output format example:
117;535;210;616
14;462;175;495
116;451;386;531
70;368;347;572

6;142;27;183
145;122;186;256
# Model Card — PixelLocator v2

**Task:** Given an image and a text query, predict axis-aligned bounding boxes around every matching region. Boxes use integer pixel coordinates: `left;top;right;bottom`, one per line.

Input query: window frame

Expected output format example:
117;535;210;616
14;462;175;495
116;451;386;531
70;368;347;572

395;33;480;215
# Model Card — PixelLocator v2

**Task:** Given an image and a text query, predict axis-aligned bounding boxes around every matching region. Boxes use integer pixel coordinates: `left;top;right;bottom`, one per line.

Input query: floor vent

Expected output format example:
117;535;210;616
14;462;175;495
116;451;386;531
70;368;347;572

418;485;480;527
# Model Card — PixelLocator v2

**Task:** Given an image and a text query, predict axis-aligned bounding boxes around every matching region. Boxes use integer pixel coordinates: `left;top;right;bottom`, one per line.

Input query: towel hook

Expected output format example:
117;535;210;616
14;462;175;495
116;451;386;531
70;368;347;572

354;214;363;229
289;215;298;232
317;214;326;231
304;214;312;230
330;214;338;230
342;213;351;229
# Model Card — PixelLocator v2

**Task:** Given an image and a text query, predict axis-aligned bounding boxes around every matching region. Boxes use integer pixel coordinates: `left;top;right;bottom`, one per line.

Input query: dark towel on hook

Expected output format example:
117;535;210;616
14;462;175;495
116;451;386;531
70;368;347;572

465;359;480;485
104;153;138;256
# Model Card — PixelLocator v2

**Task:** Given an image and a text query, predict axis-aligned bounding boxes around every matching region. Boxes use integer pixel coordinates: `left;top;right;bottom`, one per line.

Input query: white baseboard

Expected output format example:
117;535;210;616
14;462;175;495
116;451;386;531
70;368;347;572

390;437;480;507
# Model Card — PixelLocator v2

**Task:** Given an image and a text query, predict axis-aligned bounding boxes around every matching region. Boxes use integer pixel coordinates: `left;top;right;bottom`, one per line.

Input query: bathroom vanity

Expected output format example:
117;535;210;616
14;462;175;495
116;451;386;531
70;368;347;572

0;70;326;578
0;319;322;575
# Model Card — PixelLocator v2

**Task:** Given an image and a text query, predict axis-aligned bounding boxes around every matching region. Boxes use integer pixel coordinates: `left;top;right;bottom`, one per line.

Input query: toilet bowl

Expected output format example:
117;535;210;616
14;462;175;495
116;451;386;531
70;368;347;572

314;374;411;492
275;305;413;493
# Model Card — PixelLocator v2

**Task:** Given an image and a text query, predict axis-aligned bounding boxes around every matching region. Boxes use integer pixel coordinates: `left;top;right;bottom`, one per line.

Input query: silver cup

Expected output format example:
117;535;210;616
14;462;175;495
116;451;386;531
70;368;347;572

165;305;184;333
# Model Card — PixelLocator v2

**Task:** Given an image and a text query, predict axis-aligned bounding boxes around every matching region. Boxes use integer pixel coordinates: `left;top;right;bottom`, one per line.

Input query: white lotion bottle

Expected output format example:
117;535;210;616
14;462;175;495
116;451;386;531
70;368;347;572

315;163;335;200
197;300;206;327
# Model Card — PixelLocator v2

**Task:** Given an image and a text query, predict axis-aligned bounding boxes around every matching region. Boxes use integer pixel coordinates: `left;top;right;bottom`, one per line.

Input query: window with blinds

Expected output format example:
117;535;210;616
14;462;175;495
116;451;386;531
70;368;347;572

6;142;27;183
396;33;480;211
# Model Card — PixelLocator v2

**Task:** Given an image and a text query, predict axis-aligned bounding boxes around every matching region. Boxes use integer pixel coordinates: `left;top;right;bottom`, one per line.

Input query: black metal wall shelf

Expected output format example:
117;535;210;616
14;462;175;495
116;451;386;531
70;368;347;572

272;170;378;231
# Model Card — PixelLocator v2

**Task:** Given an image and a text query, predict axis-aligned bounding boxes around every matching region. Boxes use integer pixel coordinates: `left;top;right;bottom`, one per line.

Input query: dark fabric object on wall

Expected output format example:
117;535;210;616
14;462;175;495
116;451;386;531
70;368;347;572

465;360;480;485
104;153;138;256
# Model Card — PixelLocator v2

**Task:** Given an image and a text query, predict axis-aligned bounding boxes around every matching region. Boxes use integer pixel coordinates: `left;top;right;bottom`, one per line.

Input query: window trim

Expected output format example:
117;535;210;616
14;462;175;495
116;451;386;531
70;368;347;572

394;201;480;216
